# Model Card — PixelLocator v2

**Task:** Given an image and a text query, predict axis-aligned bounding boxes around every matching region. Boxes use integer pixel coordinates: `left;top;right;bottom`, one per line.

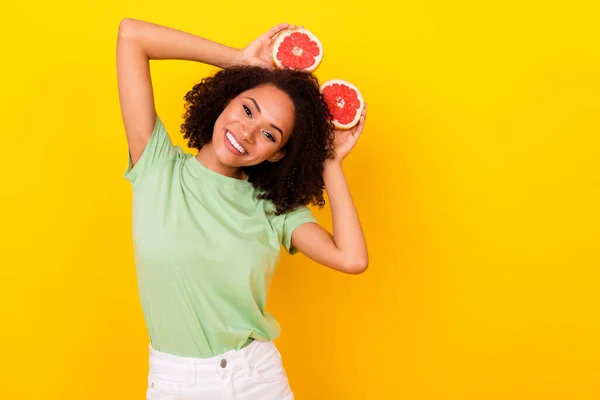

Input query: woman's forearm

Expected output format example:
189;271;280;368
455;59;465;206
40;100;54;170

118;18;241;68
323;160;369;272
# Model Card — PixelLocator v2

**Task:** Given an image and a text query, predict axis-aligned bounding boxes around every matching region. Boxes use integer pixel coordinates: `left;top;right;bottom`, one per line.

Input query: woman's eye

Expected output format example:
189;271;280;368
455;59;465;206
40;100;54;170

263;130;275;143
243;105;252;118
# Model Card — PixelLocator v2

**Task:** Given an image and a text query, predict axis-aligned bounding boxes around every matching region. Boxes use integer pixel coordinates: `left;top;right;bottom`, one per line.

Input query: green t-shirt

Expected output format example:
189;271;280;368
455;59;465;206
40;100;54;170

123;116;316;358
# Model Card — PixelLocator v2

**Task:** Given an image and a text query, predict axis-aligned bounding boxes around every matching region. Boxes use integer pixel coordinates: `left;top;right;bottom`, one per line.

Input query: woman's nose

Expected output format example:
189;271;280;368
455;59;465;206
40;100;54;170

241;125;258;143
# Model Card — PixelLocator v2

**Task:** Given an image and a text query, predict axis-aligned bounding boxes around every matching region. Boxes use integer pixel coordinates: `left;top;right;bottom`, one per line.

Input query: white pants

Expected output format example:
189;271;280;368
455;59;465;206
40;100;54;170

146;340;294;399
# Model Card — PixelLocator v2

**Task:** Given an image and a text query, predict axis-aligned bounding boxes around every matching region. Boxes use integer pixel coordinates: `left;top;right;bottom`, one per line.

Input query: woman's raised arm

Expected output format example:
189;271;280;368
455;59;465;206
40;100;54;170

116;18;242;166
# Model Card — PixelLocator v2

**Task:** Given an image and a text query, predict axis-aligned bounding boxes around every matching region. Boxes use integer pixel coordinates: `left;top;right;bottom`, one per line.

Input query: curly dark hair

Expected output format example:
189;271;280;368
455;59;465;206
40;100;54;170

180;65;335;215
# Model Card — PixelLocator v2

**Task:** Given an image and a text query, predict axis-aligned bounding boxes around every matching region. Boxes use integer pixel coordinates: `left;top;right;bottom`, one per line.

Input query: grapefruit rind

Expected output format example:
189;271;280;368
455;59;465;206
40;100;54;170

319;79;365;130
272;28;324;73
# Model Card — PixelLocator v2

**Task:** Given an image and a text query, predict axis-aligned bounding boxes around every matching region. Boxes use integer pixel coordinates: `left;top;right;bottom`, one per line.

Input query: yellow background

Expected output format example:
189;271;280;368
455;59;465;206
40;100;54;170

2;0;599;399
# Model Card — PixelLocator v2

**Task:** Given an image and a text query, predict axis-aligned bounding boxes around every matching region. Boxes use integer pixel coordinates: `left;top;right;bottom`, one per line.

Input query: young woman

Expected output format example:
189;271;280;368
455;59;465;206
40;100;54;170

117;18;368;400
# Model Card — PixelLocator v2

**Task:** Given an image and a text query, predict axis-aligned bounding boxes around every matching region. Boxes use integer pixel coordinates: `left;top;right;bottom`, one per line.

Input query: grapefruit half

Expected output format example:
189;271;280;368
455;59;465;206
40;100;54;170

320;79;364;130
272;28;323;72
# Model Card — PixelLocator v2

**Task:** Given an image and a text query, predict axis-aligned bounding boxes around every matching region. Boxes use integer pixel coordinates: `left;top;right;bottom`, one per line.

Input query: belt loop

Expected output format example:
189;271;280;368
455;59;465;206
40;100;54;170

185;360;196;386
241;344;253;374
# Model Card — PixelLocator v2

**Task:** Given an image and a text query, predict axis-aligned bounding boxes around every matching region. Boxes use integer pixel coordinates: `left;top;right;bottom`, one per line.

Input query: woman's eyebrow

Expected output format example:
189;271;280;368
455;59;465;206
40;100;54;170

245;97;284;138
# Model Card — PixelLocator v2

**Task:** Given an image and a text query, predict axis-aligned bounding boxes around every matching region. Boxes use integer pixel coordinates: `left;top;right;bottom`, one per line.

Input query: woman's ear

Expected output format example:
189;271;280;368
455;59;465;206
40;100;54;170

268;150;286;163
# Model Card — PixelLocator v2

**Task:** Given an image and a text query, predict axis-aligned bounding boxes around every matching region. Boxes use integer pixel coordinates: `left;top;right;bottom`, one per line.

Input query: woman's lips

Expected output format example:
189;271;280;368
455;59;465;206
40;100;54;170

224;130;248;155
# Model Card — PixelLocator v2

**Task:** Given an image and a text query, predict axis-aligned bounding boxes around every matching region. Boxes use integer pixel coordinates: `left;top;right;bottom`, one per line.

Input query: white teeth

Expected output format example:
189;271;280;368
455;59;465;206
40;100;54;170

226;131;247;154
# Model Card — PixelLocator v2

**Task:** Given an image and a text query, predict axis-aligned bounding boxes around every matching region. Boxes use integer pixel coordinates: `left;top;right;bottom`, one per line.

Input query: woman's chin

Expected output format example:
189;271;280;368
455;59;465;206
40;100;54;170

215;149;244;168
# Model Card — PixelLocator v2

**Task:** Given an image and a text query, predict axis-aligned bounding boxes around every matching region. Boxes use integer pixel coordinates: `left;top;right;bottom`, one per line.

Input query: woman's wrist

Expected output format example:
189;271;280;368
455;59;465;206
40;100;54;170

231;48;246;67
323;158;344;180
324;157;343;168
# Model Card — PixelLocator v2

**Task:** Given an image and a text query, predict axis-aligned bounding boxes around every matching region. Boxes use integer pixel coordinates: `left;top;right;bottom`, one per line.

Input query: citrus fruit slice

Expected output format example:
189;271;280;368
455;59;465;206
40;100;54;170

320;79;365;130
272;28;324;72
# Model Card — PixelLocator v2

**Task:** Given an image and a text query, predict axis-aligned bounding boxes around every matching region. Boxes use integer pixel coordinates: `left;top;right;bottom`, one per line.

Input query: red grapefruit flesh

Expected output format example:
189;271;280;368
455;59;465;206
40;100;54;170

320;79;364;130
272;28;323;72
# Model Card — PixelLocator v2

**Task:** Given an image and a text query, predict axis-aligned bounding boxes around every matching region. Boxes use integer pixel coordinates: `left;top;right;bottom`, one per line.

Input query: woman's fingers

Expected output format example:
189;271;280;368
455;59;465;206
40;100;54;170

266;23;290;39
352;104;367;139
265;22;304;40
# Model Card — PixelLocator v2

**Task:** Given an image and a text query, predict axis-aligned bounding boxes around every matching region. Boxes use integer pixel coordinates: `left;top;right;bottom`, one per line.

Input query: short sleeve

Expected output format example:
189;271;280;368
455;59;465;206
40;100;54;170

124;115;179;185
282;206;317;255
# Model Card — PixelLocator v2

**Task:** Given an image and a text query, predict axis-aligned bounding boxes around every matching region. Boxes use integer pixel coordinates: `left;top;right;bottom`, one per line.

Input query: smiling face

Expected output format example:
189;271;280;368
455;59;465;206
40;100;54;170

212;84;296;169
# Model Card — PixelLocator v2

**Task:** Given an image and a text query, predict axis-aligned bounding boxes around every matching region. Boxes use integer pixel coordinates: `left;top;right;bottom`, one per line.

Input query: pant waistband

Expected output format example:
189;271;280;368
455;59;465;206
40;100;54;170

147;340;287;391
149;340;262;375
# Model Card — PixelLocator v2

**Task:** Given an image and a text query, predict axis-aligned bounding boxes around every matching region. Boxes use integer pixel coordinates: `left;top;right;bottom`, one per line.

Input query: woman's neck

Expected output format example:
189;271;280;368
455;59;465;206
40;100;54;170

195;143;247;180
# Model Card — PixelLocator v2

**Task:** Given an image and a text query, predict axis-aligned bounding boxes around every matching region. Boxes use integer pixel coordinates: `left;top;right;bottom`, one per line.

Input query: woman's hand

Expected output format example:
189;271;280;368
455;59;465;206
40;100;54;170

329;105;368;163
239;23;299;69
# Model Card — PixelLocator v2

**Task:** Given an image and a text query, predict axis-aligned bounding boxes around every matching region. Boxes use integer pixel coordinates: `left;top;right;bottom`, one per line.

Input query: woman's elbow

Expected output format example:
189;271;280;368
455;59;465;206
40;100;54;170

343;259;369;275
118;18;138;40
